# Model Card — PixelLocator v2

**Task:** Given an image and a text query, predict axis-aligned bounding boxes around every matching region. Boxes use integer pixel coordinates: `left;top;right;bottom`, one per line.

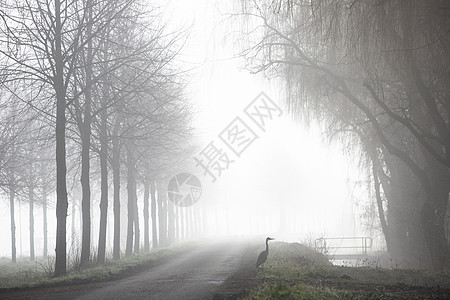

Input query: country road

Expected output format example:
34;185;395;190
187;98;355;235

1;239;255;300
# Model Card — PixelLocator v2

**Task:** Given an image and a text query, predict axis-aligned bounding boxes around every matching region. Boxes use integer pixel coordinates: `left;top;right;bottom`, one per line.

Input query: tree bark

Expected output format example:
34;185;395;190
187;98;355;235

185;207;191;238
134;194;140;254
97;78;109;265
420;150;449;271
112;117;121;260
54;0;68;277
167;193;175;245
80;1;93;267
202;204;207;238
174;205;179;242
39;160;49;259
9;179;16;263
189;206;194;238
143;179;150;252
371;158;392;253
157;181;167;247
180;206;185;241
71;193;76;250
126;146;136;256
195;205;201;237
28;184;35;262
151;180;158;248
42;180;48;259
97;133;108;264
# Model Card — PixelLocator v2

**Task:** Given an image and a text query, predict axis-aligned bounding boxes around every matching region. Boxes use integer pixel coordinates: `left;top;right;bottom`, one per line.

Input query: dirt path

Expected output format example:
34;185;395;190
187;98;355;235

0;239;253;300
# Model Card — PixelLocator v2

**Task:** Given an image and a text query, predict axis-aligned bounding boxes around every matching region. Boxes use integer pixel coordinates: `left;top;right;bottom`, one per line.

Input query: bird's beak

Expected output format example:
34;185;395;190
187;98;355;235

269;238;275;240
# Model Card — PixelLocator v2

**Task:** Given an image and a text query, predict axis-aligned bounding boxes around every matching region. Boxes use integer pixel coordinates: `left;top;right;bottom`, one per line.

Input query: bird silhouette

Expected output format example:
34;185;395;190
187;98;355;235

256;237;274;268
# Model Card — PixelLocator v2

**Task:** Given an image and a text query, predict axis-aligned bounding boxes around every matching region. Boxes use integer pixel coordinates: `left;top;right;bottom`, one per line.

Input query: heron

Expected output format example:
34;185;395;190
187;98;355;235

256;237;274;268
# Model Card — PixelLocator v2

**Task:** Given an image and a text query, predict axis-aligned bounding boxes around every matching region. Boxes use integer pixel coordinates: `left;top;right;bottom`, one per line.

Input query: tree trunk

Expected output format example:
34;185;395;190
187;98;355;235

401;1;448;270
167;193;175;245
384;153;427;266
189;206;194;238
97;80;109;265
175;205;179;242
202;204;207;238
112;118;121;260
143;179;150;252
134;195;140;254
97;138;108;264
54;0;68;277
40;160;48;259
180;206;185;241
157;181;167;247
42;181;48;259
9;180;16;263
29;184;35;262
150;180;158;248
371;158;392;253
195;205;201;237
80;1;93;267
80;112;92;266
71;194;76;250
420;151;449;271
186;207;191;238
126;146;135;256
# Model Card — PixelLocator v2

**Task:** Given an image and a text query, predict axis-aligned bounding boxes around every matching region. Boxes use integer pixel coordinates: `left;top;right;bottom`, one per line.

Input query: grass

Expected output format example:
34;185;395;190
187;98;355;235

0;241;197;289
243;242;450;299
0;256;51;288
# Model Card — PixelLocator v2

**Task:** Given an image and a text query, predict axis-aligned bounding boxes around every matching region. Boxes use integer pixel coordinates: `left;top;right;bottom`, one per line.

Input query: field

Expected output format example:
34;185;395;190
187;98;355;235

227;242;450;299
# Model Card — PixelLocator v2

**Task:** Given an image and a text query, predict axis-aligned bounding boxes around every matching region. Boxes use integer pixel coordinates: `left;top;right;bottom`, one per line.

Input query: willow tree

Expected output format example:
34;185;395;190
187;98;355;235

240;0;449;269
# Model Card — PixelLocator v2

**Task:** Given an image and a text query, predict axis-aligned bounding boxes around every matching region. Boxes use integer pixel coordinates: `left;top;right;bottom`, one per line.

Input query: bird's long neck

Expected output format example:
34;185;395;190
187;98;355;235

265;240;269;253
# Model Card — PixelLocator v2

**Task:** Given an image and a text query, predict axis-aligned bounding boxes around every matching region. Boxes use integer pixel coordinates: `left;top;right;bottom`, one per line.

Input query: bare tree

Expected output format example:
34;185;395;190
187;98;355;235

0;0;92;275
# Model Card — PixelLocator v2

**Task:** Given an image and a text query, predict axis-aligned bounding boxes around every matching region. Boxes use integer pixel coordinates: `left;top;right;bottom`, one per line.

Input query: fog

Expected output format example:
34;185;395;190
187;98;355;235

0;116;368;257
1;1;448;297
0;0;374;259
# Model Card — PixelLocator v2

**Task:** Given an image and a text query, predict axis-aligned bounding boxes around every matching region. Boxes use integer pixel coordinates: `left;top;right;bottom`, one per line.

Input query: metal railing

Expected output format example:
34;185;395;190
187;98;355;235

314;237;373;256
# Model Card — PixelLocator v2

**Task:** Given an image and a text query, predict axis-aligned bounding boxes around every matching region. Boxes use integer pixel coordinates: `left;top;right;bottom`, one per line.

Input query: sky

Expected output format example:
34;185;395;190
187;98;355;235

157;0;368;240
0;0;372;258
